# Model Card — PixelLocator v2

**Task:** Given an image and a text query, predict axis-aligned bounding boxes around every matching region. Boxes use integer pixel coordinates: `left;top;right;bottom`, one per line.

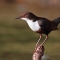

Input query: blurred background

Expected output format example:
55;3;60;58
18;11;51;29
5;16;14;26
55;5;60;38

0;0;60;60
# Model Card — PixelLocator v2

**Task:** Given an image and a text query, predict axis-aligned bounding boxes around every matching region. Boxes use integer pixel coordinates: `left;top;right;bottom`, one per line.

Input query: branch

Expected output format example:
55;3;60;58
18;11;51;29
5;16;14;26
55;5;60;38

32;45;44;60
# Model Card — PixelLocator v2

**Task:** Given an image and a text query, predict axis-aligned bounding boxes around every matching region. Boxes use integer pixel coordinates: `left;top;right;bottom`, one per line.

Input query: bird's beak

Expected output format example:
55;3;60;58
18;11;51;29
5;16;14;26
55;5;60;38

15;16;21;19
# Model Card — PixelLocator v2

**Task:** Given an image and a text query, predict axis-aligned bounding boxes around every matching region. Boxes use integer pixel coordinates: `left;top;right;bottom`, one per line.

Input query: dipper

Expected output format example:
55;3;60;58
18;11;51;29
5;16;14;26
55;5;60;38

16;12;60;46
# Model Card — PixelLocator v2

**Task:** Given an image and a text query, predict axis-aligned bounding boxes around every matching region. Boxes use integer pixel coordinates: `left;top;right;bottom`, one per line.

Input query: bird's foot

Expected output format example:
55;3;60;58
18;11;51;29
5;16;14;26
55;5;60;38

34;44;44;52
34;43;43;52
34;44;38;52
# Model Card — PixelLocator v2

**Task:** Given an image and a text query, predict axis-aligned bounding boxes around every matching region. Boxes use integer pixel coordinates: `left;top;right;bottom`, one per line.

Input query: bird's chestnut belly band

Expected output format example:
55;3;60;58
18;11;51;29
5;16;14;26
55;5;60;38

35;29;43;34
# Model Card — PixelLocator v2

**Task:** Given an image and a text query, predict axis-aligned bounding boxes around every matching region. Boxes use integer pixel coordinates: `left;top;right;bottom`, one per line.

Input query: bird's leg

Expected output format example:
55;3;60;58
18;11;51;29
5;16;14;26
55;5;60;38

41;35;48;46
35;34;42;50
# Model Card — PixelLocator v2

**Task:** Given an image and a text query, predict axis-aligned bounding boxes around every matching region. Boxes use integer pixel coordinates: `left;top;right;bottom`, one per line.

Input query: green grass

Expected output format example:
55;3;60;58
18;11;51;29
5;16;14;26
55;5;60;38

0;5;60;60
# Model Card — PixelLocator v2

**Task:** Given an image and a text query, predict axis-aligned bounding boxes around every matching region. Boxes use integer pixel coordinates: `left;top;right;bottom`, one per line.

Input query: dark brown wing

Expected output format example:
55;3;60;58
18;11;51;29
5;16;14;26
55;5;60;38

38;17;52;35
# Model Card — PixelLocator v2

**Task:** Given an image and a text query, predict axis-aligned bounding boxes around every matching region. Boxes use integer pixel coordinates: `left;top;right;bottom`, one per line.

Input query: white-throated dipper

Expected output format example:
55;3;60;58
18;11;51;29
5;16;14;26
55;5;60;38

15;12;60;46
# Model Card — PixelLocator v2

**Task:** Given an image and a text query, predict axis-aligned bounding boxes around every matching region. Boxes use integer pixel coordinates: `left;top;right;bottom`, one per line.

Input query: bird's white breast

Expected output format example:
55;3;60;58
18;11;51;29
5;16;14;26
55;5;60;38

21;18;41;31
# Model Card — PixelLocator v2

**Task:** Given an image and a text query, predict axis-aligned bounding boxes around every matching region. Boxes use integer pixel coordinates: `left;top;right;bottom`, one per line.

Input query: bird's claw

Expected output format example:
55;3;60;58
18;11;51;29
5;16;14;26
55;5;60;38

37;44;42;49
35;43;43;50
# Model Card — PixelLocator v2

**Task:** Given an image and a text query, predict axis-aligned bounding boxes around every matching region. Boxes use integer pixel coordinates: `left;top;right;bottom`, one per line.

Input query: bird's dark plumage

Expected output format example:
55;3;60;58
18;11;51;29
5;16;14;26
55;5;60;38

52;17;60;26
36;17;52;35
33;16;59;35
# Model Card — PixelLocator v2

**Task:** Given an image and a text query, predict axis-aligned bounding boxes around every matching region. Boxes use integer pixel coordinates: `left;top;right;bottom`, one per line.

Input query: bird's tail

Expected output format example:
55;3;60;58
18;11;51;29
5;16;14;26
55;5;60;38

52;17;60;26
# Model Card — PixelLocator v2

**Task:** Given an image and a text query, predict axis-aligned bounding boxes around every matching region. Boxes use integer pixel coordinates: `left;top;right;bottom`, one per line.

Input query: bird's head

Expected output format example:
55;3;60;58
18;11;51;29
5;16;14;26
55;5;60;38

15;12;37;21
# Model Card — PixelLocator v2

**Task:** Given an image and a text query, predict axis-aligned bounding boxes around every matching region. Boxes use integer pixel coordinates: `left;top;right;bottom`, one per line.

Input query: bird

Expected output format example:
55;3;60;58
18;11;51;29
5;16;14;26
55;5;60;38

15;12;60;47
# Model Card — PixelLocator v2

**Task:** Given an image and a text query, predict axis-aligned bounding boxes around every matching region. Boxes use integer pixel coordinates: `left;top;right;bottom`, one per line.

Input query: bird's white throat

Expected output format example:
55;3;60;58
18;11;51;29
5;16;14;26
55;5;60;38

21;18;41;31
